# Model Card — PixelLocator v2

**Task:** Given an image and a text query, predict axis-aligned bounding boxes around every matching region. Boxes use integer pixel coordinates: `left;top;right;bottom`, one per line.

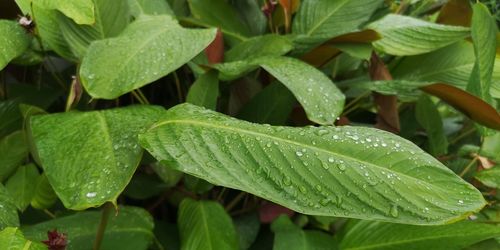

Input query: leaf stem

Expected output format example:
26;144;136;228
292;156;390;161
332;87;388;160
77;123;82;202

172;71;183;103
93;203;114;250
459;157;478;177
225;192;246;212
131;90;148;104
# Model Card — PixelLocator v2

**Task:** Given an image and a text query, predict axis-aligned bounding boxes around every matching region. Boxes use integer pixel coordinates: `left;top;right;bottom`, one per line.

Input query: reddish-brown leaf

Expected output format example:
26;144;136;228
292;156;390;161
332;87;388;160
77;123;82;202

204;28;224;64
259;201;294;223
421;83;500;130
436;0;472;27
369;53;400;133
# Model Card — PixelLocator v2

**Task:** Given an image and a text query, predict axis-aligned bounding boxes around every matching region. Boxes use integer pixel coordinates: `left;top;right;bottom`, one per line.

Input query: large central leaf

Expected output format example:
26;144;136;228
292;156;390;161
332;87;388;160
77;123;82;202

139;103;485;225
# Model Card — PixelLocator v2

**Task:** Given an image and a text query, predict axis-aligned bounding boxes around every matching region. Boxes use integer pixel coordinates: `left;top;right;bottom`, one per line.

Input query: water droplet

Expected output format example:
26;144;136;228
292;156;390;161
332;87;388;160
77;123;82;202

266;143;272;148
317;129;329;135
299;186;307;194
283;176;292;186
458;200;464;205
320;198;330;206
315;185;322;191
296;151;303;157
322;162;330;170
390;204;399;217
86;192;97;198
333;135;339;140
337;164;346;171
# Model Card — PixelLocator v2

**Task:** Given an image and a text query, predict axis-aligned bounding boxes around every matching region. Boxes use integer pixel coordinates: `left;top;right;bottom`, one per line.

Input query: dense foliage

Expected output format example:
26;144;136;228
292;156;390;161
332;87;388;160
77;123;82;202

0;0;499;249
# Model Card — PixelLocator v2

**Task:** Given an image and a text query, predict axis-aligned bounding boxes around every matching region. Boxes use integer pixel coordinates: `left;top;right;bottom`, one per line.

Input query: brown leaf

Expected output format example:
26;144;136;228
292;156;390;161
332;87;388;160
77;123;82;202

421;83;500;130
204;28;224;64
474;154;496;169
436;0;472;27
42;229;67;250
259;201;294;224
369;53;400;133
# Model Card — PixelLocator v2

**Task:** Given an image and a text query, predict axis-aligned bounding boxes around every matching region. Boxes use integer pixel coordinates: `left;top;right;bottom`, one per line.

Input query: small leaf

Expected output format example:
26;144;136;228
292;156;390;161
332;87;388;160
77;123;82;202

0;131;28;182
476;169;500;189
34;0;95;24
30;174;58;210
271;215;337;250
80;15;216;99
139;103;486;225
367;14;471;56
186;70;219;110
0;20;32;70
30;105;165;210
339;220;500;250
415;95;449;156
0;184;19;230
5;164;40;211
234;212;260;250
178;198;239;250
0;228;46;250
23;206;154;250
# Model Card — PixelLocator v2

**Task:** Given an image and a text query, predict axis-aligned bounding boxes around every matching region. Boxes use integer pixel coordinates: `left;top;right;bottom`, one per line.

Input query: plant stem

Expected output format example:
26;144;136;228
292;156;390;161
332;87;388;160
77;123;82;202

225;192;246;212
172;71;183;103
459;157;478;177
93;203;114;250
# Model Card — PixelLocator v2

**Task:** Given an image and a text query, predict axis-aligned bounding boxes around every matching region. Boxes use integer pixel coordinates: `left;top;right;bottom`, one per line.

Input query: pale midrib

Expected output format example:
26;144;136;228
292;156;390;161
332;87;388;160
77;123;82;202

306;1;349;36
150;119;452;193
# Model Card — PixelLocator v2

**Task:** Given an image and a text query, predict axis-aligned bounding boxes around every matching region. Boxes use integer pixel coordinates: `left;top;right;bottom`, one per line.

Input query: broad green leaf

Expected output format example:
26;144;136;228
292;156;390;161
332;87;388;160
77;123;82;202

139;103;486;225
238;82;296;125
128;0;174;17
23;206;154;250
0;228;46;250
186;70;219;110
271;216;336;250
188;0;251;44
58;0;130;58
367;14;471;56
30;105;165;210
34;0;95;24
216;56;345;125
224;35;294;62
80;15;216;99
0;131;28;182
178;198;238;250
339;220;500;250
481;133;500;161
415;95;448;156
466;3;497;105
334;43;372;60
475;169;500;189
0;185;19;230
152;162;183;187
231;0;267;36
292;0;383;52
5;164;40;211
30;174;57;210
0;20;32;70
234;212;260;250
341;79;428;99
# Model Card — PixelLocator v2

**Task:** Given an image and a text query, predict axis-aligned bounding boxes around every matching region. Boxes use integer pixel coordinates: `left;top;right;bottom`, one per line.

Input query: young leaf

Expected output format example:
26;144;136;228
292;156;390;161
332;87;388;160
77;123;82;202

339;220;500;250
186;70;219;110
466;3;497;105
0;131;28;182
5;164;40;211
80;15;216;99
292;0;383;52
0;20;32;70
34;0;95;24
415;95;448;156
0;228;46;250
272;215;337;250
139;103;486;225
178;198;239;250
30;105;165;210
367;14;470;56
0;184;19;230
23;206;154;250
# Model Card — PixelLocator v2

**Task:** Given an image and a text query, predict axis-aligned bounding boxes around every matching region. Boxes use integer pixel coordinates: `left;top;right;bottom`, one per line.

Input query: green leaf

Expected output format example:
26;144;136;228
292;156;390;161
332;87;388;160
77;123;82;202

0;228;46;250
34;0;95;24
183;175;213;194
23;206;154;250
58;0;130;58
481;133;500;162
334;43;372;60
151;162;183;187
124;173;167;199
216;56;345;125
178;198;239;250
188;0;251;44
339;220;500;250
475;169;500;189
415;95;448;156
30;174;58;210
30;105;165;210
186;70;219;110
271;215;337;250
367;14;471;56
139;103;485;225
0;185;19;230
128;0;174;17
231;0;267;36
466;3;497;105
80;15;216;99
234;212;260;250
0;131;28;182
0;20;32;70
237;82;296;125
224;35;294;62
5;164;40;211
292;0;383;52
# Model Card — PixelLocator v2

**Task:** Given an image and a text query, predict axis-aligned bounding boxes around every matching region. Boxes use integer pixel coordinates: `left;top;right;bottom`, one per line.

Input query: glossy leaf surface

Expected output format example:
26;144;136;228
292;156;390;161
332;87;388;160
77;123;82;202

139;103;485;225
34;0;95;24
0;131;28;182
30;105;165;210
0;20;31;70
5;164;39;211
0;228;46;250
0;185;19;230
186;71;219;110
